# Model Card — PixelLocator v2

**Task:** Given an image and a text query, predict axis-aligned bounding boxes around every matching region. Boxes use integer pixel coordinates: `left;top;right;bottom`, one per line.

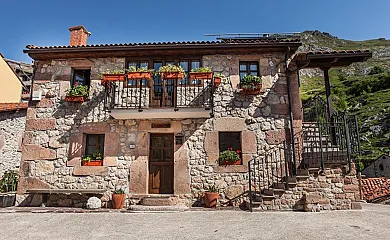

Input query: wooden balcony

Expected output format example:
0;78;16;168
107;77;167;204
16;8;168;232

104;75;214;119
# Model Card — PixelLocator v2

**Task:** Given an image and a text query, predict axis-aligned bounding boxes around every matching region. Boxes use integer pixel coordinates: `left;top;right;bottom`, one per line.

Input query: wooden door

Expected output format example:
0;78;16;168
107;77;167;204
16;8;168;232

149;133;174;194
150;78;175;108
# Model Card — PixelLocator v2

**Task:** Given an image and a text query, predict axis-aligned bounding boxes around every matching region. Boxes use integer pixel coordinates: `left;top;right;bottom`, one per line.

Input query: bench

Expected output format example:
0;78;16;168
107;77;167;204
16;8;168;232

26;189;107;207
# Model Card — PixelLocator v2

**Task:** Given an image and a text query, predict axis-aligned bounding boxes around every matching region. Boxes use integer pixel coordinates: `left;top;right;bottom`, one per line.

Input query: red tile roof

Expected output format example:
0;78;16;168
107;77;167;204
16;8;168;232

25;38;301;50
361;178;390;202
0;102;28;112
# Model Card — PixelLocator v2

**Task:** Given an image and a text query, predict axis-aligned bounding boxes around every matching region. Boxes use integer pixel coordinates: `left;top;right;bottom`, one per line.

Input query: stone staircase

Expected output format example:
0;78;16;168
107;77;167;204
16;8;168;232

128;194;188;212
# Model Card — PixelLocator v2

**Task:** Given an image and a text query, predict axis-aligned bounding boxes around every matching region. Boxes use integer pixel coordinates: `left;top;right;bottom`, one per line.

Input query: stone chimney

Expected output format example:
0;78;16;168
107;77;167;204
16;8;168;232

68;26;91;46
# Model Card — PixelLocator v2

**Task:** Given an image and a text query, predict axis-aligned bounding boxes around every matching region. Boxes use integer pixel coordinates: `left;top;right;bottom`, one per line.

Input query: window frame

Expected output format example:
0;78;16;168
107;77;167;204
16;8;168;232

71;69;91;87
239;61;260;82
126;60;150;88
84;134;105;157
218;131;242;166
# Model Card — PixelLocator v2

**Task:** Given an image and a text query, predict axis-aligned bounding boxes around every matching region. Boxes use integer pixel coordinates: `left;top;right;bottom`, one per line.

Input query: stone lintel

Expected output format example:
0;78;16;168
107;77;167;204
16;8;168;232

214;118;246;132
73;165;108;176
25;118;56;131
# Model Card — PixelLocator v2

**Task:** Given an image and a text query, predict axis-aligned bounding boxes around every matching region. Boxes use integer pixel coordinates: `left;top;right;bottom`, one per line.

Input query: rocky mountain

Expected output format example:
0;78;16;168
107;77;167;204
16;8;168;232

298;31;390;169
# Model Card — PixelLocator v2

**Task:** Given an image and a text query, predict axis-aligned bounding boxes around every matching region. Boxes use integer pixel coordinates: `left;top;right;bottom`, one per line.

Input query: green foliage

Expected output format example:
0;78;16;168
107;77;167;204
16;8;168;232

66;84;89;97
369;66;385;75
127;66;153;72
206;185;219;193
214;73;226;78
114;188;125;194
241;74;262;89
219;148;241;164
81;150;103;162
98;69;126;79
191;67;211;73
158;64;185;74
0;170;18;193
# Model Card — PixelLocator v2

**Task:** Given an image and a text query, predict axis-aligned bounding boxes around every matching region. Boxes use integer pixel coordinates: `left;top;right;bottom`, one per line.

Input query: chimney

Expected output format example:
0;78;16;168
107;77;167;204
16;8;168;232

69;26;91;46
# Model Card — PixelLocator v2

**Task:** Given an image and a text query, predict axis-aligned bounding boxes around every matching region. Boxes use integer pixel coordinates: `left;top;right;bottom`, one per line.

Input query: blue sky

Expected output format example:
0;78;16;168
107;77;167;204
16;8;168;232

1;0;389;63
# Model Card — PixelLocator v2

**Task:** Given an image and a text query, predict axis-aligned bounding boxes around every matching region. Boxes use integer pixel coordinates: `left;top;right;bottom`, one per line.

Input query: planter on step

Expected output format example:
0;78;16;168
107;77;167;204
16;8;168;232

0;193;16;207
204;192;219;208
112;194;126;209
213;77;222;87
81;160;103;166
65;96;85;102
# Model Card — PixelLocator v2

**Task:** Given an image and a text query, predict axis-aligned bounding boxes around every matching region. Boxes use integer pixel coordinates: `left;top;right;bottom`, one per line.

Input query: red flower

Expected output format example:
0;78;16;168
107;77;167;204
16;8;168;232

74;82;79;86
229;147;233;151
236;150;241;153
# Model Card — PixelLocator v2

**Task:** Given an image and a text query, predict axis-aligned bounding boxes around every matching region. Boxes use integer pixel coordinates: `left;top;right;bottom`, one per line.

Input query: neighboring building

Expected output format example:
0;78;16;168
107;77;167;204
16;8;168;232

362;154;390;178
5;58;33;101
16;25;371;211
0;53;27;103
361;178;390;203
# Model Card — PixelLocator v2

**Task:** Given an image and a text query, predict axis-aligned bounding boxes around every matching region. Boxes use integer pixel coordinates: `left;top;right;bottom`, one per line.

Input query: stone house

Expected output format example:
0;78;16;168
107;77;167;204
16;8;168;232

362;154;390;178
17;26;371;210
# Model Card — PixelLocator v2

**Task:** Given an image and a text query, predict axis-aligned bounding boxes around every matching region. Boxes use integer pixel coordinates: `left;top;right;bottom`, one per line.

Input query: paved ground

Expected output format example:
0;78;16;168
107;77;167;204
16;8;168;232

0;204;389;240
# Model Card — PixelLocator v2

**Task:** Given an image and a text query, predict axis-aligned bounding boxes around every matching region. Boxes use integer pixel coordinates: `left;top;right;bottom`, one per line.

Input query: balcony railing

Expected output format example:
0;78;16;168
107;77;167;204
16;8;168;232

104;75;214;111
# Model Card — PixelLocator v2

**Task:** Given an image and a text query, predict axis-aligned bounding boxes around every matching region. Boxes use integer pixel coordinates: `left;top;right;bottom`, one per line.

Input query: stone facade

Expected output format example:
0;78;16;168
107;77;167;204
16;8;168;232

0;110;26;176
17;52;360;210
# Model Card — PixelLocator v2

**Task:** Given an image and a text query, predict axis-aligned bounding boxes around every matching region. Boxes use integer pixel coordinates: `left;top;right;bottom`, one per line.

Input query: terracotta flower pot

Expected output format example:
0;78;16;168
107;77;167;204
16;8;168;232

127;72;152;80
112;194;126;209
81;160;103;166
65;96;85;102
242;84;262;95
204;192;219;208
213;77;222;87
101;74;126;84
189;72;212;80
220;159;242;166
160;72;184;79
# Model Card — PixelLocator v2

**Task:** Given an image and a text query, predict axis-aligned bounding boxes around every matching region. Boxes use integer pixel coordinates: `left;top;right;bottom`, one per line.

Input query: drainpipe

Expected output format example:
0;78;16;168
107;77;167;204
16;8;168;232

286;51;311;175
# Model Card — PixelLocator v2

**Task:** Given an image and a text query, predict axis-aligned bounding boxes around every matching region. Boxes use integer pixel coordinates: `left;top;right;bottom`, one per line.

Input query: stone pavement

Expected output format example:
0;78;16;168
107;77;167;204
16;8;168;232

0;204;389;240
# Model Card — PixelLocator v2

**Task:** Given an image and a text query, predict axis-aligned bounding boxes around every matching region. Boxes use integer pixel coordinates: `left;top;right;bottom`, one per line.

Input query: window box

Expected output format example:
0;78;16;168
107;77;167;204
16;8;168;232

160;72;184;79
241;84;262;95
220;158;242;166
65;96;85;102
81;159;103;166
189;72;212;80
127;72;152;80
101;74;126;84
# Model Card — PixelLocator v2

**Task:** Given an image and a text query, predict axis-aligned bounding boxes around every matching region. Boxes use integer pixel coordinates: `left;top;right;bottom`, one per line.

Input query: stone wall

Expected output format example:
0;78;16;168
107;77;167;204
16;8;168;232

0;110;26;176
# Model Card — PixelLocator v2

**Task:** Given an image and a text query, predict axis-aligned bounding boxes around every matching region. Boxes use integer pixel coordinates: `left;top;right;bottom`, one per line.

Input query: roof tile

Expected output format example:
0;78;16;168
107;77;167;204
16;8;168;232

361;178;390;202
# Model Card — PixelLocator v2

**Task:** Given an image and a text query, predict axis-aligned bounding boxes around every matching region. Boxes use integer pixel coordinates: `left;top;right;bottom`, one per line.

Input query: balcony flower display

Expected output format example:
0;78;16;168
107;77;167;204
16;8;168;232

241;74;263;95
189;67;212;80
100;69;126;84
219;148;242;165
158;64;186;79
127;66;153;80
65;83;89;102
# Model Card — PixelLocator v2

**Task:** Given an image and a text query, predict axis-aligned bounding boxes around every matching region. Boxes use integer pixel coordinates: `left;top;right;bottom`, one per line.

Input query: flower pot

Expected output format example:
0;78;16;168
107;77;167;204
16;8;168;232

127;72;152;80
213;77;222;87
242;84;262;95
189;72;212;80
220;159;242;166
65;96;85;102
161;72;184;79
112;194;126;209
81;160;103;166
101;74;126;84
204;192;219;208
0;193;16;207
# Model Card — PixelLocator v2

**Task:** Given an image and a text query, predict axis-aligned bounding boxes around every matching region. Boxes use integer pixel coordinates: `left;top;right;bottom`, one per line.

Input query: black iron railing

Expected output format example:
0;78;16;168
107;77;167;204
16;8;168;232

104;75;213;111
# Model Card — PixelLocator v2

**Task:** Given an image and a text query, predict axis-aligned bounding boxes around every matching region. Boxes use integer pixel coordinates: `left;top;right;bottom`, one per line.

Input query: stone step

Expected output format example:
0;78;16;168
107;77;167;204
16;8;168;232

138;196;179;206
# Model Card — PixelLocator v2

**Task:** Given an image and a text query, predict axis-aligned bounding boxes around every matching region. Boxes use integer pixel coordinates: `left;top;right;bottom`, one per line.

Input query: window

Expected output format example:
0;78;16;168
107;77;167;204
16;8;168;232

239;61;259;81
218;132;242;165
72;69;91;86
179;59;200;85
85;134;105;156
127;61;149;87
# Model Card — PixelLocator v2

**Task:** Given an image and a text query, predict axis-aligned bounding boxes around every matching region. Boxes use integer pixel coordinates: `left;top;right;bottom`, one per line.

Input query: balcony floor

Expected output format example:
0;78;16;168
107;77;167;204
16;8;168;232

110;108;211;119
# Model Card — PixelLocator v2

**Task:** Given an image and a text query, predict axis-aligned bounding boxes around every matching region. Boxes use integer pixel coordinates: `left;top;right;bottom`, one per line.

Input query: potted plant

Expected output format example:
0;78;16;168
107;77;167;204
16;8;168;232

204;185;219;208
158;64;185;79
213;73;225;87
241;74;262;95
219;147;242;165
112;188;126;209
100;69;126;84
127;66;153;80
189;67;212;80
0;170;18;207
65;83;89;102
81;150;103;166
